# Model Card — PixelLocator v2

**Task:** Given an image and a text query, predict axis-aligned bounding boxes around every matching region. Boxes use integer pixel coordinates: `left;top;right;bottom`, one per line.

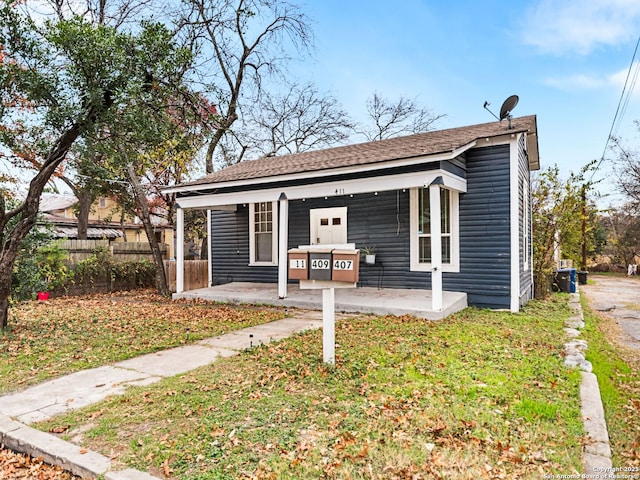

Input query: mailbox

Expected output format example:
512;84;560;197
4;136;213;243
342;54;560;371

331;249;360;282
308;249;333;281
288;249;309;280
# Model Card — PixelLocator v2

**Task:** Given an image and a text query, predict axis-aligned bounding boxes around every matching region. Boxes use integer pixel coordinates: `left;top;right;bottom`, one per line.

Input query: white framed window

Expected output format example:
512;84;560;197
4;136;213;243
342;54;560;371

523;178;530;271
249;201;278;265
410;187;459;272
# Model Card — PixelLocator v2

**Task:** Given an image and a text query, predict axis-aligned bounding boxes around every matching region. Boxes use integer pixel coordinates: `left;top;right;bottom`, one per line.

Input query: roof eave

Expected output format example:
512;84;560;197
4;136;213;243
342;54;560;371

165;143;479;195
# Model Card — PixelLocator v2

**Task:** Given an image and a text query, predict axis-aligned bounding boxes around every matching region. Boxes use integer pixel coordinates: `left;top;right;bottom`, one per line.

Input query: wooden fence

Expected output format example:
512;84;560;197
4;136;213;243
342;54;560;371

46;240;207;295
164;260;209;293
57;239;168;263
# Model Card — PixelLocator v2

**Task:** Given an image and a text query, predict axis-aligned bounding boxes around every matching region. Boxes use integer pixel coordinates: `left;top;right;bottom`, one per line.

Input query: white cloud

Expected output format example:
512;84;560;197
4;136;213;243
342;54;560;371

608;61;640;99
522;0;640;55
543;62;640;101
543;74;606;90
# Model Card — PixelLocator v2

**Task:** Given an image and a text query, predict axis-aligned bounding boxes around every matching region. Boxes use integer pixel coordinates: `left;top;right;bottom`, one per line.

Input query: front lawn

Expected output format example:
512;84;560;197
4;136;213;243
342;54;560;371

36;296;584;479
1;290;285;394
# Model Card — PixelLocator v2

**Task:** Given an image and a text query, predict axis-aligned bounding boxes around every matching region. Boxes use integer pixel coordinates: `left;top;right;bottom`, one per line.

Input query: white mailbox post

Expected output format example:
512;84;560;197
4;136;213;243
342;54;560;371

289;244;360;365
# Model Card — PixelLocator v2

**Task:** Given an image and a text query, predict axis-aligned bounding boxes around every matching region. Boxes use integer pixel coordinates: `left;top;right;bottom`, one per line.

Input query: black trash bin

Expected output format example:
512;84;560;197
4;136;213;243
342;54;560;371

578;271;588;285
555;269;572;293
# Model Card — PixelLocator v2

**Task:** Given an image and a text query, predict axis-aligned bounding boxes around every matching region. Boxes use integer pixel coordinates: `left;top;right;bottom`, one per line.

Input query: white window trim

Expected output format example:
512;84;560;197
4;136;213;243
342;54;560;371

409;187;460;273
523;178;530;271
249;201;279;266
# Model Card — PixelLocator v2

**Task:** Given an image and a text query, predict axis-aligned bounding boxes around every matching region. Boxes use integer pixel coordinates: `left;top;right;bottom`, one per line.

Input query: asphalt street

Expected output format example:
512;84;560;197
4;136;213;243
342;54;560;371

581;274;640;350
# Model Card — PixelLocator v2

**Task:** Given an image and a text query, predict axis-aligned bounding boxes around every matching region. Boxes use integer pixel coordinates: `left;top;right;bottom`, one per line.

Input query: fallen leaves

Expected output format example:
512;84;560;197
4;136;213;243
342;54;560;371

2;290;285;395
0;447;80;479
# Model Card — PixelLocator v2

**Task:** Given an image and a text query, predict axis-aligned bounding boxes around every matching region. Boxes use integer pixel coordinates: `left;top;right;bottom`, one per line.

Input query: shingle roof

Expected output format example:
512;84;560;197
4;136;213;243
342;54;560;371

39;194;78;212
182;115;537;188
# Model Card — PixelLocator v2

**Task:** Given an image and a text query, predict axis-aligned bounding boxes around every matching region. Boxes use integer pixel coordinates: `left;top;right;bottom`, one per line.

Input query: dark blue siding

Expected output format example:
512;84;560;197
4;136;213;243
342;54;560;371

455;145;512;308
287;193;416;288
209;145;516;309
211;206;278;284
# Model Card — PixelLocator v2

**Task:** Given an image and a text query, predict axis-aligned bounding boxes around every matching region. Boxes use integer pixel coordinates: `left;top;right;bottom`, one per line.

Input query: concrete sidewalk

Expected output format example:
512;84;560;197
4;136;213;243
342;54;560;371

0;311;326;479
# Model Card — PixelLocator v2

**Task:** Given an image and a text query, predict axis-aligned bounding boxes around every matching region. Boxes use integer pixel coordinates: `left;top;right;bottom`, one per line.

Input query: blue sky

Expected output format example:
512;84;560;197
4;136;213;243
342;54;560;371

289;0;640;206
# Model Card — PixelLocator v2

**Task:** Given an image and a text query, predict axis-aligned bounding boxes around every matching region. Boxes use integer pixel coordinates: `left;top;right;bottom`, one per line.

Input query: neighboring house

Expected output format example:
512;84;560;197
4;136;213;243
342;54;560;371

39;194;175;259
167;116;539;312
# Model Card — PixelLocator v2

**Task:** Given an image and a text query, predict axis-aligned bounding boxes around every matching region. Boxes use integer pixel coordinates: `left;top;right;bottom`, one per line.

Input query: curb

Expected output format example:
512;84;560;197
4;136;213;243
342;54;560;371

564;292;613;474
0;414;159;479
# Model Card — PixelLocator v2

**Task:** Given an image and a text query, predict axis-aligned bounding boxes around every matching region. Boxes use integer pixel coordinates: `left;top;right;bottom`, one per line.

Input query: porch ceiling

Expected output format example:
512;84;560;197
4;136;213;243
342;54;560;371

173;282;468;321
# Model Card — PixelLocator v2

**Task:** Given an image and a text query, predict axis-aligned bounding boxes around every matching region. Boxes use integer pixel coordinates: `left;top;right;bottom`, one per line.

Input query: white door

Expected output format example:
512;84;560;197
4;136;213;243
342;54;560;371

310;207;347;245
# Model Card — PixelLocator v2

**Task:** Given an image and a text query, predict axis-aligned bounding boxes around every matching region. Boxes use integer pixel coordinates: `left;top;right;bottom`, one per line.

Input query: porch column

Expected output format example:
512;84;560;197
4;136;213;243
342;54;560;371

429;178;443;312
176;207;185;294
278;193;289;298
207;209;212;287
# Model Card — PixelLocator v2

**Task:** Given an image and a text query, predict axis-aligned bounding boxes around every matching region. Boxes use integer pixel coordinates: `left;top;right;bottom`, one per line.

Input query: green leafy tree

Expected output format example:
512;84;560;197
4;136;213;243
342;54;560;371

82;78;204;295
532;162;600;298
0;2;193;328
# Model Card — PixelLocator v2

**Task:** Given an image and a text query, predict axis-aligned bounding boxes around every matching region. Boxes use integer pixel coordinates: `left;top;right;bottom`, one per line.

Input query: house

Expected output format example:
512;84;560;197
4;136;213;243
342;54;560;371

167;115;539;314
39;194;175;259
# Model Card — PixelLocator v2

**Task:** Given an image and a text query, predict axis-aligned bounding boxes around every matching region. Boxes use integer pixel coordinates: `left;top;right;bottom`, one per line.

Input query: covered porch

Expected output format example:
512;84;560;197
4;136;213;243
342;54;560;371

173;282;468;321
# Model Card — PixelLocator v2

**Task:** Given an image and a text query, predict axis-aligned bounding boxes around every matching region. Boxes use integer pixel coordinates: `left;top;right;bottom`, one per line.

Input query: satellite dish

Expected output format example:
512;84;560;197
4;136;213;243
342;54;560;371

499;95;519;121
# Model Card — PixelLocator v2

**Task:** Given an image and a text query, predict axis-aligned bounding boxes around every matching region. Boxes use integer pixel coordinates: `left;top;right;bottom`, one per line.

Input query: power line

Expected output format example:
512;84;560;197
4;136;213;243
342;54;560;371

595;34;640;176
616;58;640;138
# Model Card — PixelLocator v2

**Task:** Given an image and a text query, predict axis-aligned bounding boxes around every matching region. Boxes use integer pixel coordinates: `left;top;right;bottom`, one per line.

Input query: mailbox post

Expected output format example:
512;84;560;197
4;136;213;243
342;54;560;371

292;245;360;365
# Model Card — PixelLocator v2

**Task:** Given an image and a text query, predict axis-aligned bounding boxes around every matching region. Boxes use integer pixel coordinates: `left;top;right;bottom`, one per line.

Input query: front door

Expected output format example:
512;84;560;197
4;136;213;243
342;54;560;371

310;207;347;245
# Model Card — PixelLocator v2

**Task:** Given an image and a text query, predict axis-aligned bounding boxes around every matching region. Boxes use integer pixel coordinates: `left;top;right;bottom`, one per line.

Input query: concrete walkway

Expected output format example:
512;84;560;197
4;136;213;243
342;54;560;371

0;311;326;479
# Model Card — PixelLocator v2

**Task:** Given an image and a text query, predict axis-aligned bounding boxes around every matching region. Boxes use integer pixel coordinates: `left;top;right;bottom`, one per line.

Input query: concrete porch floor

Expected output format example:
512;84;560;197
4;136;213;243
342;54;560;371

173;282;468;320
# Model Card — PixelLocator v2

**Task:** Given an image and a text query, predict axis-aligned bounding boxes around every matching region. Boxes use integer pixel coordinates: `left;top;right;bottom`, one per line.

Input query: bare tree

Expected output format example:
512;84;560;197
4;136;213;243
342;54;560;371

611;131;640;214
46;0;164;28
253;83;355;157
212;82;355;166
599;206;640;269
359;92;445;141
176;0;313;173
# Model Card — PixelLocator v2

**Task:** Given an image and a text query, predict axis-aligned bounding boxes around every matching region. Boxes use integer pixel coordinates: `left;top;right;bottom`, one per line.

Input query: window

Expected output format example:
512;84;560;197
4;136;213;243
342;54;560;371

522;178;530;270
249;202;278;265
410;187;459;272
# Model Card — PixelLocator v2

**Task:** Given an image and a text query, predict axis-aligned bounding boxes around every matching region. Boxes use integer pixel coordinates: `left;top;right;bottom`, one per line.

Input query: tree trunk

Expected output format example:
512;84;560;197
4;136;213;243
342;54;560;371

126;164;170;296
0;264;12;330
200;235;208;260
76;189;94;240
0;118;85;329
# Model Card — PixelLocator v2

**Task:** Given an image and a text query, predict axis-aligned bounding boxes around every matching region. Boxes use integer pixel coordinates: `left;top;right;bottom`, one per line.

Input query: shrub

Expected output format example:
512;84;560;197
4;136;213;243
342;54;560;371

12;235;72;301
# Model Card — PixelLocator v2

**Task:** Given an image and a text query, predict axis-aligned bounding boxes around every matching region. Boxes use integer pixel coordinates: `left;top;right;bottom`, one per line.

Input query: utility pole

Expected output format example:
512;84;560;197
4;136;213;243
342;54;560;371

581;186;587;270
